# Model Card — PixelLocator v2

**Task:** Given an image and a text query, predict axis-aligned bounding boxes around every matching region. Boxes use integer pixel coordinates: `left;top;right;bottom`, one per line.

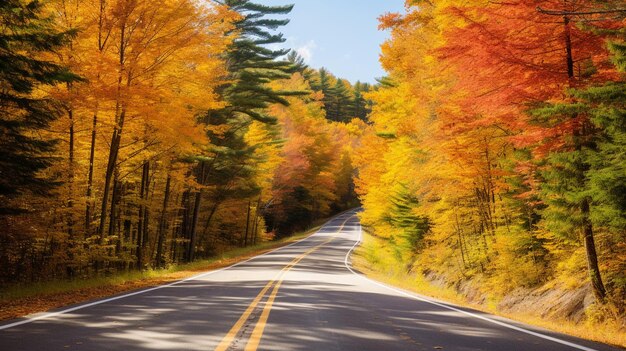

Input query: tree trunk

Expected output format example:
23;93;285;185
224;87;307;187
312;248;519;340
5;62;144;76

86;0;108;236
243;200;251;247
98;14;128;242
137;161;150;269
186;190;202;262
172;190;190;263
85;109;98;236
564;15;574;79
156;173;171;268
252;197;261;245
581;197;607;301
108;170;120;238
67;106;75;239
141;162;151;266
201;202;219;242
186;162;206;262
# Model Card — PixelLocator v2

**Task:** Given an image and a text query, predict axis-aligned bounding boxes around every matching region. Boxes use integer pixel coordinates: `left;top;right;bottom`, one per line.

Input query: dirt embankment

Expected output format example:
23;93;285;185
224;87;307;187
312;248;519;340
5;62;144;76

423;269;600;323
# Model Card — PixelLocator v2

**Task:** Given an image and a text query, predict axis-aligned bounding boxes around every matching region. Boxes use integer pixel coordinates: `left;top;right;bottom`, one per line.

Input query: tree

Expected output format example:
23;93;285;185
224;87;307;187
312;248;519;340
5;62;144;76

329;79;353;122
0;0;79;213
264;73;358;235
1;0;237;278
286;51;308;74
215;0;300;124
183;0;300;260
356;0;625;308
352;81;372;120
528;36;626;301
309;67;336;119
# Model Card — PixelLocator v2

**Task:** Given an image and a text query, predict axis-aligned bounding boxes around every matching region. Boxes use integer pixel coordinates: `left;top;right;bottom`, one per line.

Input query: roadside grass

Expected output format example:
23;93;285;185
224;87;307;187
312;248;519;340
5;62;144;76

0;222;324;321
351;230;626;349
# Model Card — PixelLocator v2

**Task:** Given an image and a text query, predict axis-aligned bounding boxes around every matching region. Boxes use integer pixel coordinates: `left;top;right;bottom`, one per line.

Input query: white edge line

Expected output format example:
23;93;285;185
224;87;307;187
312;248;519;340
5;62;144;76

343;224;601;351
0;212;353;331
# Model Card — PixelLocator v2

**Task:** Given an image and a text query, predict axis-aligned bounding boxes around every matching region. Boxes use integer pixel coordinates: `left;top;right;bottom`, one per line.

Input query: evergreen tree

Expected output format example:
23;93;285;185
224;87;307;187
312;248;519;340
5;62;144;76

352;81;372;120
286;51;307;74
384;185;430;265
330;79;353;122
309;69;372;122
185;0;299;260
528;38;625;301
0;0;79;213
216;0;300;124
310;67;337;119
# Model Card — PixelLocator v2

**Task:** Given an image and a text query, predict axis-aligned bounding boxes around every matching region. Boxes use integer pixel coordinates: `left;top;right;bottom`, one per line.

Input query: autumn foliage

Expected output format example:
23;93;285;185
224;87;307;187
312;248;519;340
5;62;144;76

1;0;625;331
356;0;625;320
0;0;358;283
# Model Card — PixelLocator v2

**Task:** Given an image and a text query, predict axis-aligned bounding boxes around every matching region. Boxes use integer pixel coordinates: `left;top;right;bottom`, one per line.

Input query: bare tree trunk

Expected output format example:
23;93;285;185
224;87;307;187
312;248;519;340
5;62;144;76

67;106;75;239
136;161;150;269
581;198;607;301
172;190;190;263
187;190;202;262
85;109;97;236
108;170;120;238
251;214;259;245
141;162;151;266
243;200;251;247
86;0;108;236
201;201;221;237
252;197;261;245
186;162;206;262
564;15;574;79
156;173;171;268
98;12;128;242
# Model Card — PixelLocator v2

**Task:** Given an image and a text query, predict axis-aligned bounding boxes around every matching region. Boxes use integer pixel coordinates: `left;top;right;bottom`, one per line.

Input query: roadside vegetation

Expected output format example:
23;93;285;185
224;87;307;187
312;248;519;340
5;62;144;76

353;0;625;344
0;0;361;285
352;230;626;348
0;221;328;321
0;0;624;345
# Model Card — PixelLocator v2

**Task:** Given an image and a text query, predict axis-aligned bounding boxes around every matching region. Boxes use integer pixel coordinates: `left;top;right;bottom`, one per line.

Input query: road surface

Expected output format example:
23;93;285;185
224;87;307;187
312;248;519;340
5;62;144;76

0;210;621;350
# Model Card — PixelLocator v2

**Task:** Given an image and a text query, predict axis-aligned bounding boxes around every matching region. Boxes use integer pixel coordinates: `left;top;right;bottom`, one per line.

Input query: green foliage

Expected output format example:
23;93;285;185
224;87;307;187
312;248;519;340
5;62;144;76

0;0;79;212
352;81;372;120
308;68;372;122
576;83;626;231
531;81;626;238
526;73;625;302
217;0;300;124
285;51;308;75
383;185;429;264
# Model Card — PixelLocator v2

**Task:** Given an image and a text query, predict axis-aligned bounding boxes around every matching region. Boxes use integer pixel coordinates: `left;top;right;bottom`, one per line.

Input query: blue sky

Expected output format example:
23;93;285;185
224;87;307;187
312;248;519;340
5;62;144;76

261;0;406;84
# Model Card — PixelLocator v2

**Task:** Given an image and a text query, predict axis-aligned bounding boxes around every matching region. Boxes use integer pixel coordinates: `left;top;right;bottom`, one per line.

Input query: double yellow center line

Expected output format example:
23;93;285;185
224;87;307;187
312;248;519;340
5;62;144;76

214;216;353;351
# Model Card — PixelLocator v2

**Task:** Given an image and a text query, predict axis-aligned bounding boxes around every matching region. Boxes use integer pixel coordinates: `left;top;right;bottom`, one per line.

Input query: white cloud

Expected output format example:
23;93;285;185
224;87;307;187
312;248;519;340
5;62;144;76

296;40;317;63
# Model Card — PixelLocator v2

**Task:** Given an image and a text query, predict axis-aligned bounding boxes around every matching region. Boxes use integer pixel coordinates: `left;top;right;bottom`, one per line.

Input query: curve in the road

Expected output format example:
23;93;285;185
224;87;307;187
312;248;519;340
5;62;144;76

343;224;604;351
0;210;621;351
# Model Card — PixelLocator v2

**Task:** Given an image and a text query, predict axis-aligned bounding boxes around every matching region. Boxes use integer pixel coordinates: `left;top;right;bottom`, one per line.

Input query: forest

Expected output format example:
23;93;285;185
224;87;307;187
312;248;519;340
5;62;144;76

0;0;368;283
0;0;625;331
355;0;625;325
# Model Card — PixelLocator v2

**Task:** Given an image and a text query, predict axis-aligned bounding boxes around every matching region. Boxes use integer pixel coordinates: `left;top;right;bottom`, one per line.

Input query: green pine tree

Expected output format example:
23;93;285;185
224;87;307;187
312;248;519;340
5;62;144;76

216;0;301;124
352;81;372;120
330;79;353;122
0;0;79;214
384;184;430;266
528;33;625;302
286;51;307;74
184;0;300;260
310;67;337;120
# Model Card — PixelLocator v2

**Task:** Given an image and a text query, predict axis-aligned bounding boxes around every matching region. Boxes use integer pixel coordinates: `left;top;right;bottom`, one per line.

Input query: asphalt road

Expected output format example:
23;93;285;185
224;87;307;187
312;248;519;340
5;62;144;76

0;210;621;351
